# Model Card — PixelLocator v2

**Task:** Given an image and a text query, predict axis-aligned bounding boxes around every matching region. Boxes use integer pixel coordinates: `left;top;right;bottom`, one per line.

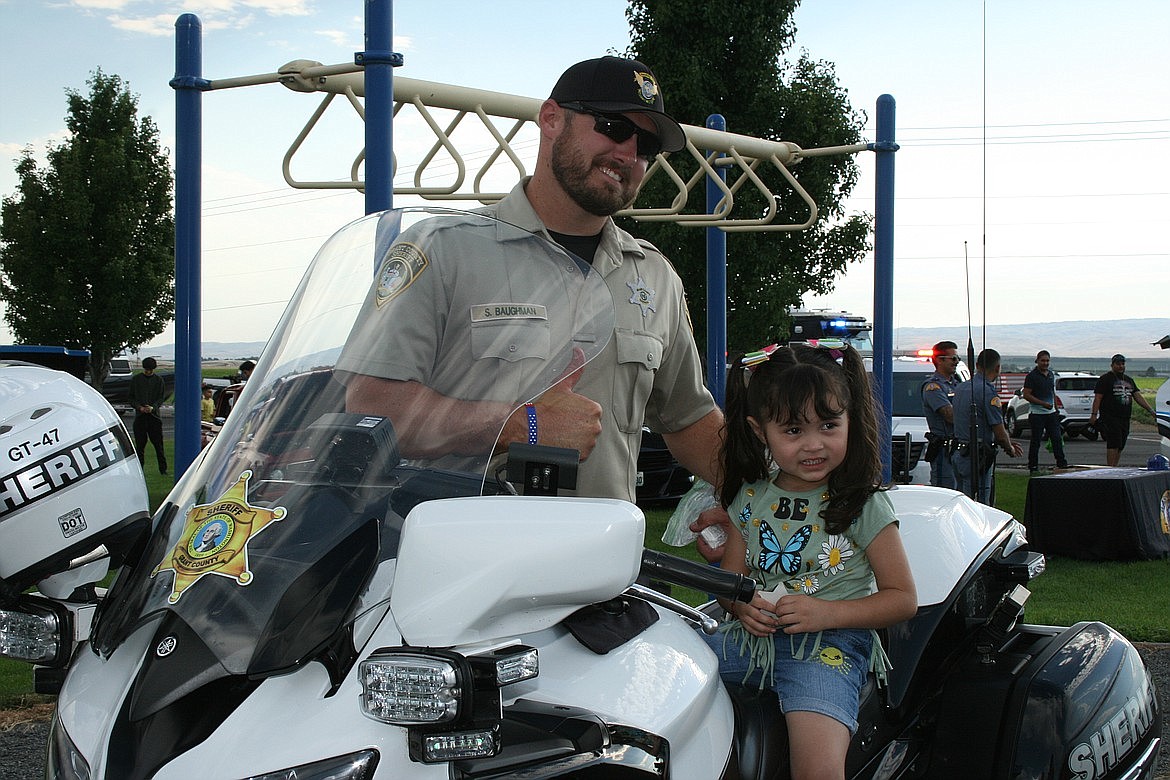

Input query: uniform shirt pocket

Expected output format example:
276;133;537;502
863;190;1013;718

470;319;551;363
613;330;663;434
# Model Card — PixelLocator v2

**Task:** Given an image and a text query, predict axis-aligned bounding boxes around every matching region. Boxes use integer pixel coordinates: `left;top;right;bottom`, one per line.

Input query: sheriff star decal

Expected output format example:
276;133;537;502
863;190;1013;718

151;470;286;604
626;276;656;317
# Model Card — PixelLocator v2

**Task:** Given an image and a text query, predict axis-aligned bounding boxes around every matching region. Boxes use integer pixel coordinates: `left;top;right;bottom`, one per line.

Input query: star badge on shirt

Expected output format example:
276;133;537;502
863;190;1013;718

626;276;656;317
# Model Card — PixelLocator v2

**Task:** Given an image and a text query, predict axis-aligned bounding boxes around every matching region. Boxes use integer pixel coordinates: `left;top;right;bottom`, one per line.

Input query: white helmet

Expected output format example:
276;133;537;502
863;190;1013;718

0;361;150;594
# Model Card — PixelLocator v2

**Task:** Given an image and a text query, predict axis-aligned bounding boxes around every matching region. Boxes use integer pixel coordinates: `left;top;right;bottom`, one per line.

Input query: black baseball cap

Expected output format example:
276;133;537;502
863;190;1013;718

1111;354;1126;363
549;56;686;153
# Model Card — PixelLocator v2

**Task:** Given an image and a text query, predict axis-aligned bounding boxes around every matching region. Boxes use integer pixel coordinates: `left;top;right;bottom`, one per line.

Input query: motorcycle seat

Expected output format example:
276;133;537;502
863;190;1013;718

725;685;788;780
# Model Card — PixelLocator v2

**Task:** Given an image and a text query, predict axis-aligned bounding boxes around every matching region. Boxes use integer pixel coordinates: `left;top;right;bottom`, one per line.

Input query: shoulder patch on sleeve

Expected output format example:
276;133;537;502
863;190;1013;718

375;241;428;308
924;382;941;392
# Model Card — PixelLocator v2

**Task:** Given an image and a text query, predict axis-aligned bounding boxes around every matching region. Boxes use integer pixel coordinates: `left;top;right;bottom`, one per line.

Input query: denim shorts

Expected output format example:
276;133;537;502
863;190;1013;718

703;626;871;734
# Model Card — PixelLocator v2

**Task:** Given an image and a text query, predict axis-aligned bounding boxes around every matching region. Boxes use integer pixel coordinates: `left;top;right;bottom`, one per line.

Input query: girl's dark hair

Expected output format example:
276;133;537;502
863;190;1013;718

719;343;883;533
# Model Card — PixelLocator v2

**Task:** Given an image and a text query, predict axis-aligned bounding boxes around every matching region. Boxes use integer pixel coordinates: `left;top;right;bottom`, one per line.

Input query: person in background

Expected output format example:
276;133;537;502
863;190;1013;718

704;341;916;780
921;340;961;489
200;384;215;423
1022;350;1070;474
236;360;255;383
129;356;167;475
337;56;722;501
952;348;1022;504
1089;354;1154;467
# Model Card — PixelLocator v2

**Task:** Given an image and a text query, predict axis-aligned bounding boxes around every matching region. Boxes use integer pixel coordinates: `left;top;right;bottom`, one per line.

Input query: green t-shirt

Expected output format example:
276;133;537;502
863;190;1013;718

720;477;899;686
729;478;896;599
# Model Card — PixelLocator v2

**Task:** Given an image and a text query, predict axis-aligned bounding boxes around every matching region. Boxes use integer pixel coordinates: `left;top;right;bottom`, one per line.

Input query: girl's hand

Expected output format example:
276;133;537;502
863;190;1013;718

730;595;783;638
690;506;731;563
772;593;836;635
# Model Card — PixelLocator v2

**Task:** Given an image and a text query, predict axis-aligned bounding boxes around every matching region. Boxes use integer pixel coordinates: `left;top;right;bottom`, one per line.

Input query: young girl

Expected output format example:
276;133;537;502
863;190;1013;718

705;341;917;780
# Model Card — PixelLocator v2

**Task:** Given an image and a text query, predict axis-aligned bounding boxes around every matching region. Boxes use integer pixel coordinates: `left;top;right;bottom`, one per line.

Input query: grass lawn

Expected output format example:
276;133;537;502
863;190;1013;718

1132;376;1164;426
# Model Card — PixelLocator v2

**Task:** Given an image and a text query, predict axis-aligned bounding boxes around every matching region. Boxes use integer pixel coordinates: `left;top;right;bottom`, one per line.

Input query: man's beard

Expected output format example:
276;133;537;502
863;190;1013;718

550;126;638;217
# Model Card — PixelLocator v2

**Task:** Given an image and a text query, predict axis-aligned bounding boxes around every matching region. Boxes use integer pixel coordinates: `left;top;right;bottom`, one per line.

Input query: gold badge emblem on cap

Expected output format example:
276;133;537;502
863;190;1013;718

633;72;659;105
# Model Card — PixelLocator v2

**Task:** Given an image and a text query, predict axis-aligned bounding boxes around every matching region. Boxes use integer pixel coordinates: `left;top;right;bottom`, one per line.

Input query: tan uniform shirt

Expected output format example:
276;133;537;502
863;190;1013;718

483;181;716;500
336;183;715;501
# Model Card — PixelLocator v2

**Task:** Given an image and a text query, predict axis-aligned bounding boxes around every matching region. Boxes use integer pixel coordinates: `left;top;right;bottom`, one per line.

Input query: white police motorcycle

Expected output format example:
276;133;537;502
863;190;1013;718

0;208;1161;779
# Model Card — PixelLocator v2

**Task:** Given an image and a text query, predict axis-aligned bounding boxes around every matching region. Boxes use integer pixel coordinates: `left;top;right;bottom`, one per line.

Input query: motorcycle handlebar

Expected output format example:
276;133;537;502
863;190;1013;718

640;550;756;604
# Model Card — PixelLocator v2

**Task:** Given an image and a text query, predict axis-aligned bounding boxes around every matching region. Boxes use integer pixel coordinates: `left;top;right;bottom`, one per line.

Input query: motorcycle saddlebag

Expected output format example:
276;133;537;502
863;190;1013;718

928;621;1160;779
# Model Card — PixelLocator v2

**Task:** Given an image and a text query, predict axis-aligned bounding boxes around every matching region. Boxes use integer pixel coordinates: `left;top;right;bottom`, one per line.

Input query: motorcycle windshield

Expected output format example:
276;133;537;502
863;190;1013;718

92;208;615;675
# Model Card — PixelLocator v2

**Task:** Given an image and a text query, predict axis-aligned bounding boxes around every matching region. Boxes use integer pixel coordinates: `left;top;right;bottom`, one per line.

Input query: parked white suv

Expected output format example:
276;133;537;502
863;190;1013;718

1004;371;1098;440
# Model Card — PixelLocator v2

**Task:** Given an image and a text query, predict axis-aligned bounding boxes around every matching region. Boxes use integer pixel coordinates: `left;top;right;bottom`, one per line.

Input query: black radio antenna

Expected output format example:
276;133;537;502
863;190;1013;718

969;0;990;501
964;241;979;500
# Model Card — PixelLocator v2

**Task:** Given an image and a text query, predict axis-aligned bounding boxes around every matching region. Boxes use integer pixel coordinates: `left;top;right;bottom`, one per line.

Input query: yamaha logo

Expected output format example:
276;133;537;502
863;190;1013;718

156;636;178;657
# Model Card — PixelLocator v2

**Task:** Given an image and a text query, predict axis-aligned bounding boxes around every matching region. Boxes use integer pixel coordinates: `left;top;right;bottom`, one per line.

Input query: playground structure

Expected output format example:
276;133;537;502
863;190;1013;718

169;4;898;476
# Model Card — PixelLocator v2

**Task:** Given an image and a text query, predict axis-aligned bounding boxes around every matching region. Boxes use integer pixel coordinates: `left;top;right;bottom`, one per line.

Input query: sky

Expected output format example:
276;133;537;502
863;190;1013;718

0;0;1167;357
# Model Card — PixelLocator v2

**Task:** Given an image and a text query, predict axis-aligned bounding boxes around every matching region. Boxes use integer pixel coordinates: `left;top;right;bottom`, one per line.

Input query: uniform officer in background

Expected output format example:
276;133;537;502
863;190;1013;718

953;348;1022;504
921;340;961;489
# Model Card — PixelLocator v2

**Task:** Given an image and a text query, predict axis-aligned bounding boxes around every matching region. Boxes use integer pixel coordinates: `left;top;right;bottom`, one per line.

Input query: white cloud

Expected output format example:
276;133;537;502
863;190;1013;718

107;12;184;36
316;29;351;48
72;0;313;38
69;0;136;10
240;0;312;15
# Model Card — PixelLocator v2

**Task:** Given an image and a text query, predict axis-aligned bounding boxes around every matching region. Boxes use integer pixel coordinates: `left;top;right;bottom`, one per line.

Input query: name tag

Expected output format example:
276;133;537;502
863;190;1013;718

471;303;548;322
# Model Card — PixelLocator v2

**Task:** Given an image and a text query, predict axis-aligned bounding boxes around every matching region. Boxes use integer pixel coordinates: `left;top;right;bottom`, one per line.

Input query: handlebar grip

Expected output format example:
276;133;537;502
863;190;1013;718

640;550;756;603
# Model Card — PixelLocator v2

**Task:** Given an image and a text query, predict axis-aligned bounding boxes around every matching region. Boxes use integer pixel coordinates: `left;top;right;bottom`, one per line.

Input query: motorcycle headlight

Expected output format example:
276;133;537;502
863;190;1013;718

0;595;69;666
361;651;467;725
360;645;538;763
360;645;538;726
245;750;378;780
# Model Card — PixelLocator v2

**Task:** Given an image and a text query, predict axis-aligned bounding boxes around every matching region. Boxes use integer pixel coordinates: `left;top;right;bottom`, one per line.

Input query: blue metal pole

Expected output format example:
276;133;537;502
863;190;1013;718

870;95;898;483
705;114;728;409
360;0;399;213
170;14;208;477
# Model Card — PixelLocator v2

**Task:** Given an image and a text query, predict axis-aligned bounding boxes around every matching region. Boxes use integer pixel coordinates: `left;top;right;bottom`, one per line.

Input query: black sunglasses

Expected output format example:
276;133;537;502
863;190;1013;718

561;103;662;160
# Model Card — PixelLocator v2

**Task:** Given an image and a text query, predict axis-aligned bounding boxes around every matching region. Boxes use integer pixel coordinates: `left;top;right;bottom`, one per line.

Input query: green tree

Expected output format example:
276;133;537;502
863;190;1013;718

0;69;174;387
623;0;871;355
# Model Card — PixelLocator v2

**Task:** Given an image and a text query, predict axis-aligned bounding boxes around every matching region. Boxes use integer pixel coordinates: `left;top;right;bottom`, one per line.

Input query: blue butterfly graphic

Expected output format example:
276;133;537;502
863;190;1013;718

759;521;812;575
738;504;752;525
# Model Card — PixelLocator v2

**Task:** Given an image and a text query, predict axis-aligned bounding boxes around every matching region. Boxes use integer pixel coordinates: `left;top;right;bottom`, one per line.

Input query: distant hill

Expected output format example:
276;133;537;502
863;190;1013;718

138;318;1170;366
137;341;266;361
891;318;1170;361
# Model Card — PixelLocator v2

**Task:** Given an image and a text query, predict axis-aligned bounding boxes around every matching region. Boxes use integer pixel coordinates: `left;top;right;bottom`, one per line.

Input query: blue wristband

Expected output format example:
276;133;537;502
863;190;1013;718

525;403;537;444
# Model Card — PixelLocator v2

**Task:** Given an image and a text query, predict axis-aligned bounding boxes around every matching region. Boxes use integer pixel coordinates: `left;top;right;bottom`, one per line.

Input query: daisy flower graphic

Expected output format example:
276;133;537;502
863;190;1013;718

819;535;854;575
796;574;819;594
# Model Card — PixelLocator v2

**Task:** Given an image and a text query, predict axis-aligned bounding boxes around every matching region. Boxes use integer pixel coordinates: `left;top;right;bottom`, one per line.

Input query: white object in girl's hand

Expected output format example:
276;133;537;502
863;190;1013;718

757;582;789;605
699;524;727;549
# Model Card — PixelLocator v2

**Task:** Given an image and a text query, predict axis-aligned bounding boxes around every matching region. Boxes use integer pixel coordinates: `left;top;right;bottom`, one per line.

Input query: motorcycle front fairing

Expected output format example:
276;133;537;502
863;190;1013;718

50;208;734;779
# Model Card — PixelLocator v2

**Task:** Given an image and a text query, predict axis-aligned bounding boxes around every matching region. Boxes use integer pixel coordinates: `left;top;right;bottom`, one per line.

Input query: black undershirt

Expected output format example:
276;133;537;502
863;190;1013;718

548;230;603;267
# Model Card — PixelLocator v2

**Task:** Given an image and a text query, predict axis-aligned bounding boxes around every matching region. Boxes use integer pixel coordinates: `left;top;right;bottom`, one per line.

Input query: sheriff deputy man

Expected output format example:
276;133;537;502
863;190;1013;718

921;340;961;489
952;348;1022;505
